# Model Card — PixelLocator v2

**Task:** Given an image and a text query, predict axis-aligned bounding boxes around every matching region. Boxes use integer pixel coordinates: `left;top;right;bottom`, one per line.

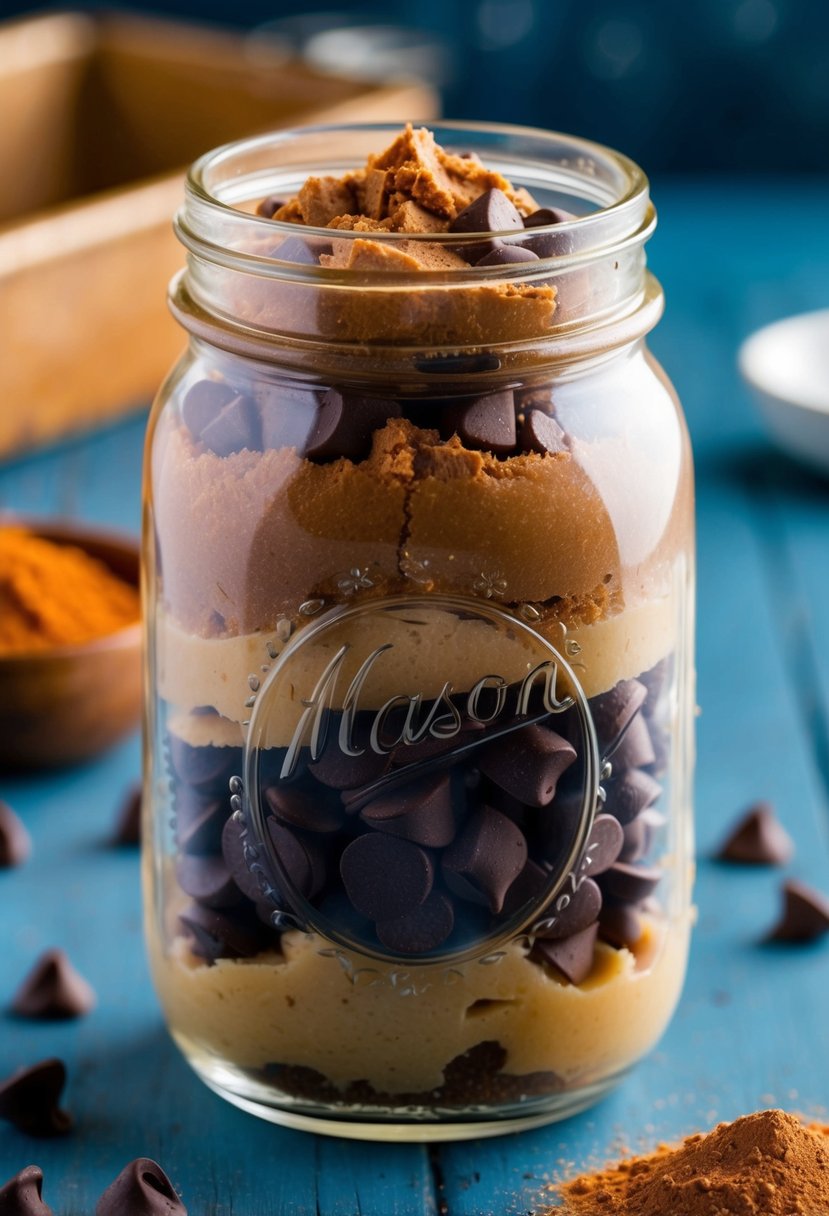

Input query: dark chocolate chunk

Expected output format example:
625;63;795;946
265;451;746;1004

610;715;656;770
619;808;664;862
532;922;598;984
600;861;662;904
533;877;601;940
0;800;31;868
520;409;567;455
767;880;829;943
413;353;501;375
179;903;269;963
376;892;455;954
602;768;661;825
590;679;648;756
476;244;540;266
444;390;517;454
581;814;624;877
112;783;141;846
0;1165;53;1215
523;207;577;228
221;816;270;903
449;188;524;260
200;393;261;457
95;1158;187;1216
175;793;228;855
340;834;433;921
305;389;400;462
0;1060;72;1138
256;195;285;218
310;740;391;792
266;819;327;899
265;784;343;834
180;379;237;441
259;385;321;453
443;806;527;914
598;902;642;949
175;855;240;909
168;738;237;795
360;773;456;847
11;949;96;1020
477;724;576;808
535;790;585;866
717;801;794;866
391;722;484;766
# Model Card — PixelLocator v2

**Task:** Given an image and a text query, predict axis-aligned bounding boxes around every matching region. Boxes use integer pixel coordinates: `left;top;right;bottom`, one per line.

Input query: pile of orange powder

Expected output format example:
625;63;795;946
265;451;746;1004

0;526;139;654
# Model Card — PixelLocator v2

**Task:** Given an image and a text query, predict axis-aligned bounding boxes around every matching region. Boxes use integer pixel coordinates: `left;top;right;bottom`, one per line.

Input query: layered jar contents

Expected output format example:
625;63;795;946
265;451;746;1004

144;124;695;1132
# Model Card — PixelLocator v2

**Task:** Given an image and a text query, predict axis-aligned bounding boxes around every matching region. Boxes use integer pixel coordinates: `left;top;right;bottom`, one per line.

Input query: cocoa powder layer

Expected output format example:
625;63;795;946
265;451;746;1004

556;1110;829;1215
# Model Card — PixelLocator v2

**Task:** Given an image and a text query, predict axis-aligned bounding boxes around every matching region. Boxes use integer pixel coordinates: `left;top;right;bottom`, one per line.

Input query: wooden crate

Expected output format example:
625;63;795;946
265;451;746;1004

0;12;437;459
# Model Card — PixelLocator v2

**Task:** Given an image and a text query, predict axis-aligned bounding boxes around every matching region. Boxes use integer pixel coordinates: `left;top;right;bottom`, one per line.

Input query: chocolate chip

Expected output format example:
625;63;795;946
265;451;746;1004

610;715;656;770
413;353;502;375
271;235;324;265
168;738;237;796
180;380;237;441
340;834;433;921
476;244;540;266
0;800;31;868
200;393;261;457
221;815;270;903
259;385;321;453
520;409;567;455
0;1165;53;1215
360;773;456;847
391;722;485;766
305;389;400;462
533;877;601;940
266;819;327;899
112;782;141;846
501;858;550;918
449;188;524;261
443;806;527;914
598;902;642;949
376;891;454;954
523;208;577;228
175;855;240;909
175;793;228;855
717;801;794;866
532;922;598;984
590;679;648;756
767;879;829;943
600;862;662;904
95;1158;187;1216
444;391;517;454
11;950;96;1020
257;195;285;218
477;725;576;808
265;784;343;834
619;808;664;862
179;903;269;962
309;737;391;791
602;769;661;825
0;1060;72;1138
581;814;624;877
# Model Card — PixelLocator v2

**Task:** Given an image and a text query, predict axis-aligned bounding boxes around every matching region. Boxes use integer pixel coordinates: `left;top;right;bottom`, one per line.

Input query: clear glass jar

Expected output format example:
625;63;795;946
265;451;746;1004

143;122;695;1140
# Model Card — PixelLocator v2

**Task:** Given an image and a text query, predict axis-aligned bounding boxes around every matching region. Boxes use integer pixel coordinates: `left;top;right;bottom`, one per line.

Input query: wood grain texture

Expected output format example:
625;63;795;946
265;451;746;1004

1;179;829;1213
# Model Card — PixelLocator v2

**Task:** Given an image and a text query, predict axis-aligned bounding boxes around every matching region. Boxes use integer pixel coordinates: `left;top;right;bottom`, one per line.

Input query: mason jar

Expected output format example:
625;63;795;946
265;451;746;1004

142;122;695;1140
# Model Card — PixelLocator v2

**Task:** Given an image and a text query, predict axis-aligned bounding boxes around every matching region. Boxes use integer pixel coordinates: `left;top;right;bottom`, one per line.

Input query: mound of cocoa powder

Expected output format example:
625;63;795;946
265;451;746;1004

554;1110;829;1215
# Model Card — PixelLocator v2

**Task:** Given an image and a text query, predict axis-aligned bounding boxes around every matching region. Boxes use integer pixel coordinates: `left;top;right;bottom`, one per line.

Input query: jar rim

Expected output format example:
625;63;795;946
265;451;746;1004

178;119;654;280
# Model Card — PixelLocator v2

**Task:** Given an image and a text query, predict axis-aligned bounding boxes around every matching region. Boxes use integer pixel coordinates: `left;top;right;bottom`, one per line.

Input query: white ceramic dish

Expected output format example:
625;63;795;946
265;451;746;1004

739;308;829;477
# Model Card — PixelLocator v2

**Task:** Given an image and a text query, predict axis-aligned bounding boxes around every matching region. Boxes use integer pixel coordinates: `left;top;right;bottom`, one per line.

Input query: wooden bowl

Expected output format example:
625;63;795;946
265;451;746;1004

0;518;142;770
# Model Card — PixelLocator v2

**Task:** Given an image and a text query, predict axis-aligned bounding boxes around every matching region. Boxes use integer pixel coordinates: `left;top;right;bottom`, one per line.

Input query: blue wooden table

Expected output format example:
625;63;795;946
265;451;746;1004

2;179;829;1214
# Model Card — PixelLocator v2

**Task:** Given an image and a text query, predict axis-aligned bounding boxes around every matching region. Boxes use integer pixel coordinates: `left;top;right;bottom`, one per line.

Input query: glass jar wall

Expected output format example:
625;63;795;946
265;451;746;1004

142;122;695;1140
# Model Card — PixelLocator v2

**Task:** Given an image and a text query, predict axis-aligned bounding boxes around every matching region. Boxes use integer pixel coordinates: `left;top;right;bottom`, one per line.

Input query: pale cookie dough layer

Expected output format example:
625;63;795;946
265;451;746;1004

148;914;689;1094
157;593;678;739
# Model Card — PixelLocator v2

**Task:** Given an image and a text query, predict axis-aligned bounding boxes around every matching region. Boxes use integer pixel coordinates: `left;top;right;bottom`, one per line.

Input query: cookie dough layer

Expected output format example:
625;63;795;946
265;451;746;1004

148;913;689;1094
156;592;678;736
